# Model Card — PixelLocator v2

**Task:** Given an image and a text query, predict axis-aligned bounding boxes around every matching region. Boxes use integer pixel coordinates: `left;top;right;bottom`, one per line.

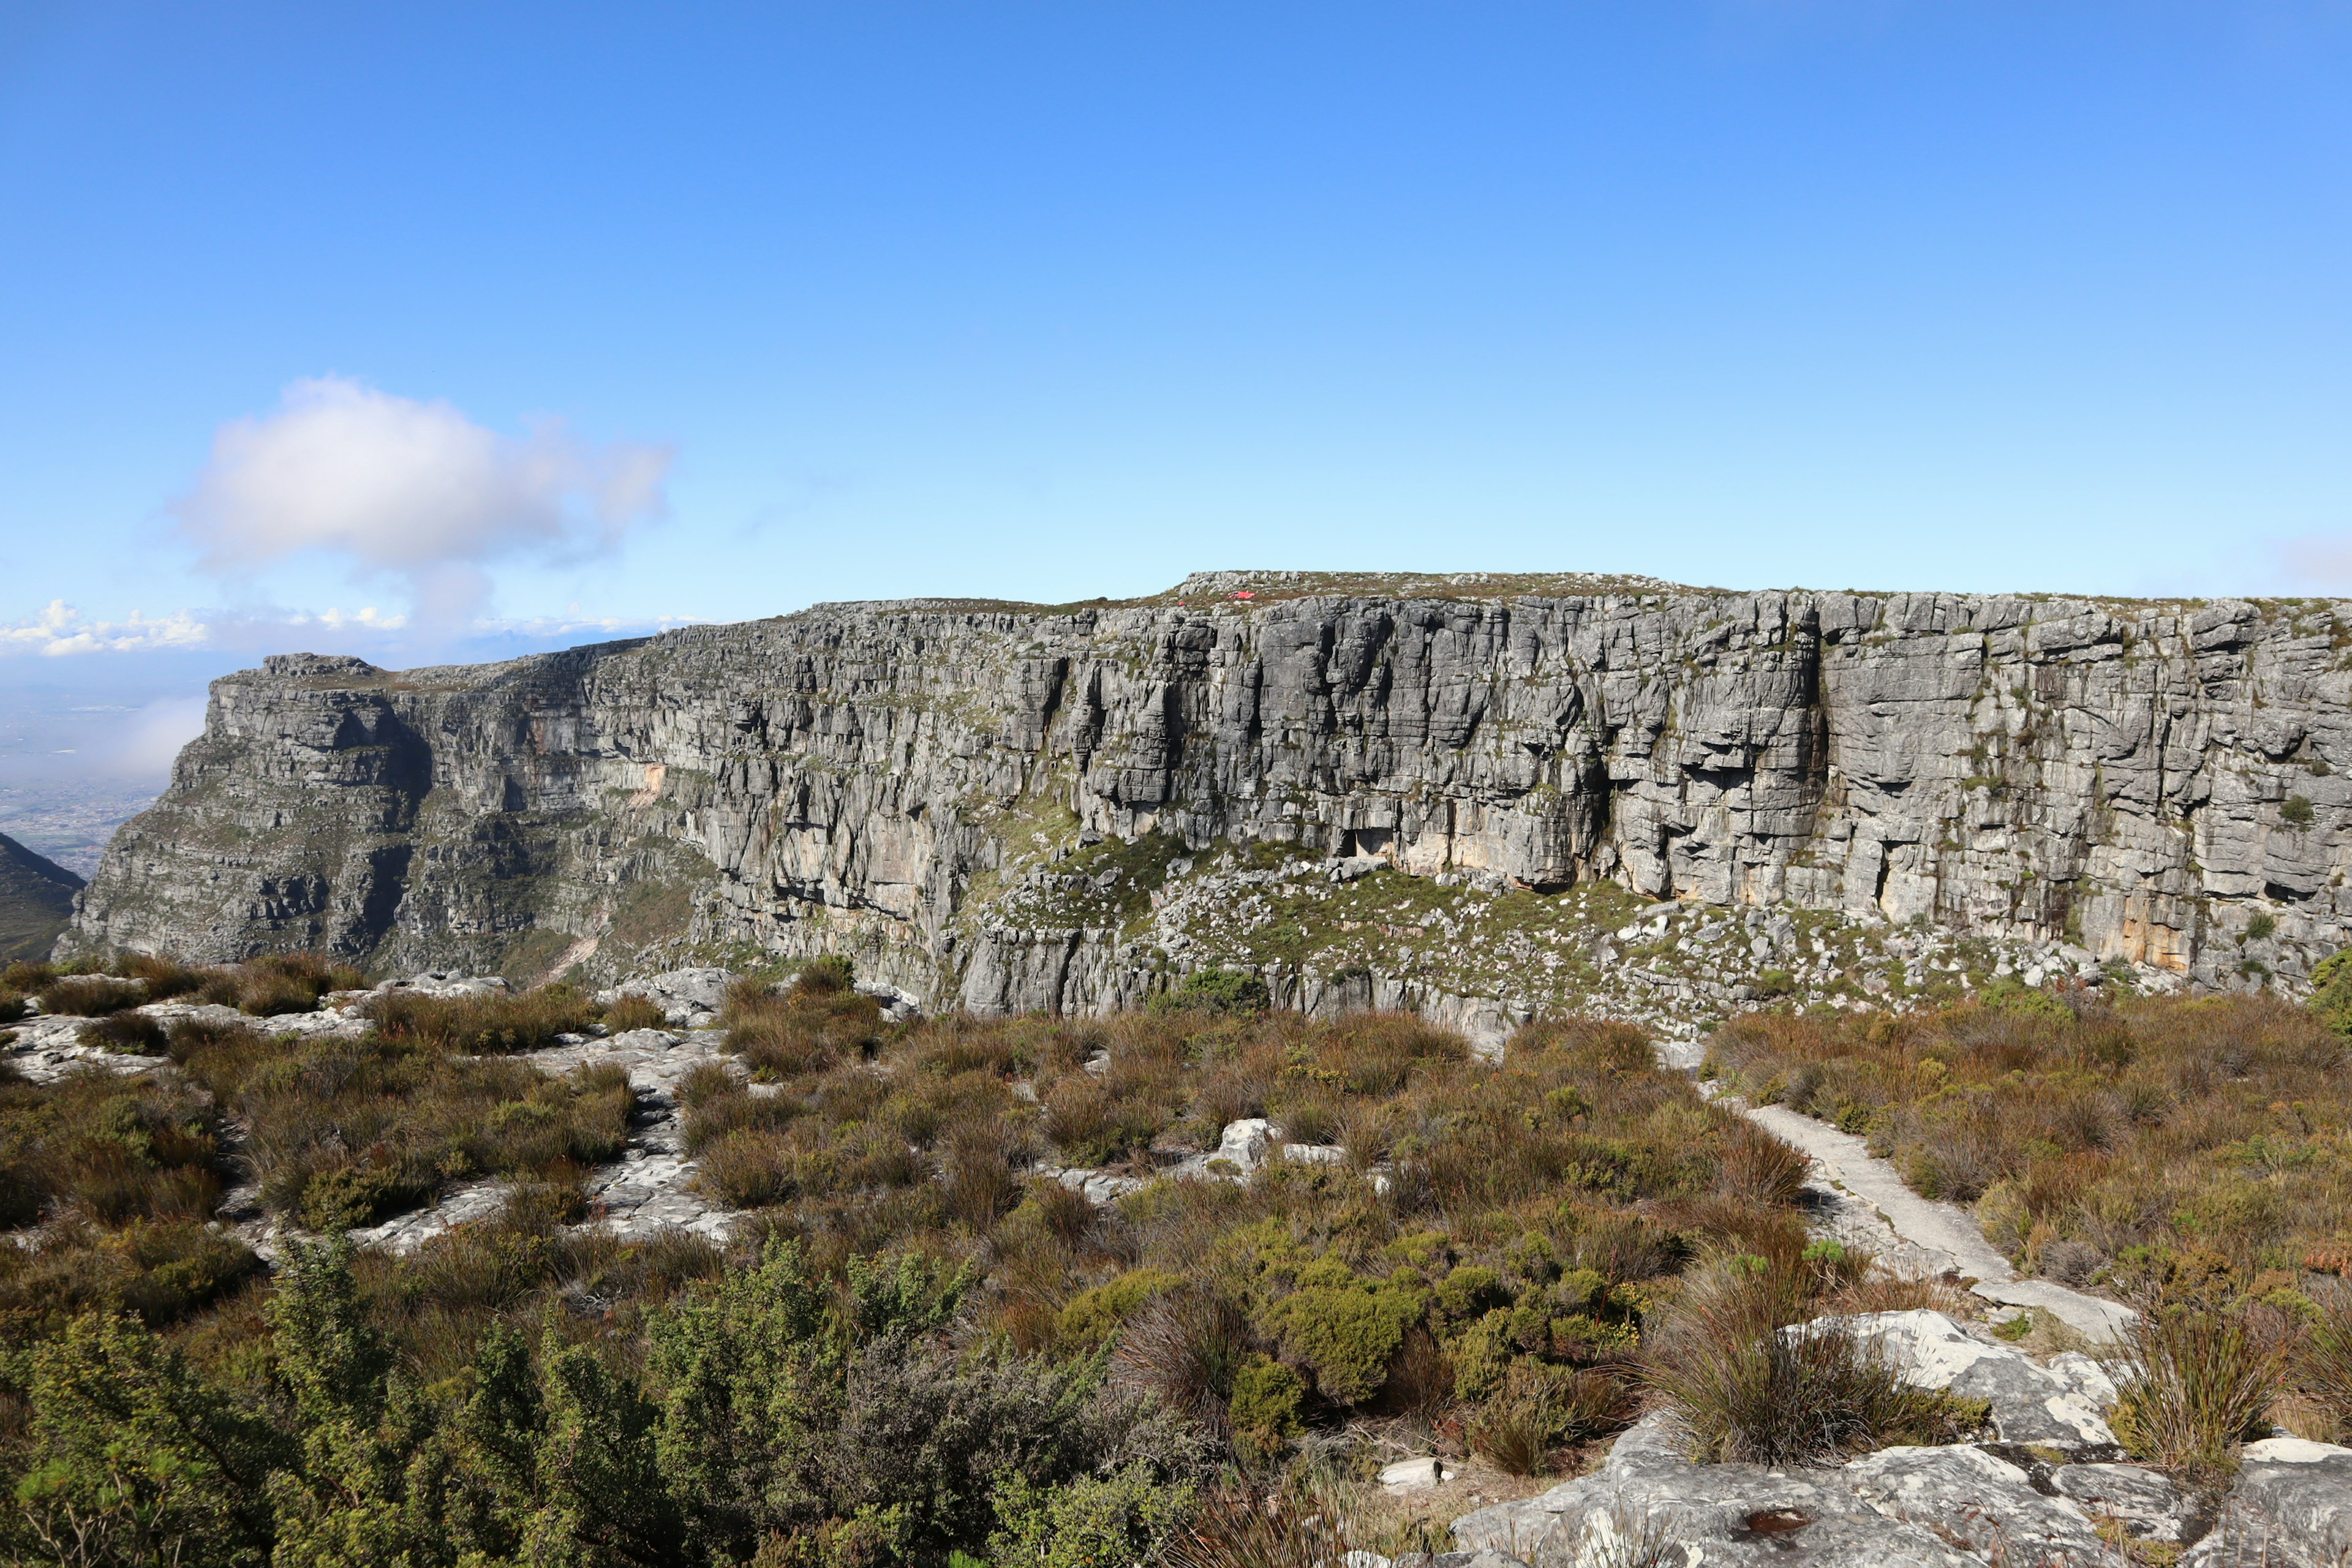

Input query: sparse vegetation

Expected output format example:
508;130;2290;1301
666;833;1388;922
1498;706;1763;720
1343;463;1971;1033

1;949;1853;1566
1709;988;2352;1457
1707;995;2352;1286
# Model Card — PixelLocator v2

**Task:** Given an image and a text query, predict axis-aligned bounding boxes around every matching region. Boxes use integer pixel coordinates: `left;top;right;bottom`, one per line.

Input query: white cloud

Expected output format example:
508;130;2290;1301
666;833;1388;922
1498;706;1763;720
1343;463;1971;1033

0;600;211;655
178;376;672;625
107;696;211;778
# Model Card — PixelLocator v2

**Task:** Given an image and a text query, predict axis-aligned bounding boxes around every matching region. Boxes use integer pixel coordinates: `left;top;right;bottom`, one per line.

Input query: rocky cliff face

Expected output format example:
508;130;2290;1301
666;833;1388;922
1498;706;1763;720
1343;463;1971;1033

1;830;81;965
64;571;2352;1016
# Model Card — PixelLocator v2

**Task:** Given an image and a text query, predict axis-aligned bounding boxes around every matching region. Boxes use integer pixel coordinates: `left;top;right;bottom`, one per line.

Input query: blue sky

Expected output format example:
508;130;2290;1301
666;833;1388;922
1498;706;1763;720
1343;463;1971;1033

3;1;2351;693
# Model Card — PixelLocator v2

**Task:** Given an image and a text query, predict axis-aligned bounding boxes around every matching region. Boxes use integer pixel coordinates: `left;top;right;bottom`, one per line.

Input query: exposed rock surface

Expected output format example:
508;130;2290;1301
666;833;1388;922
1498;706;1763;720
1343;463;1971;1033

1452;1412;2114;1567
2185;1438;2352;1568
60;574;2352;1019
1446;1309;2352;1566
0;828;81;965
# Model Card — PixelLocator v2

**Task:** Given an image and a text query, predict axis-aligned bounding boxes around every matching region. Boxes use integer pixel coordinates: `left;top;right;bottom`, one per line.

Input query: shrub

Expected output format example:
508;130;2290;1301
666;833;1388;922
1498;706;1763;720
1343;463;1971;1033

2303;1282;2352;1441
684;1085;801;1153
363;984;597;1053
2314;951;2352;1039
987;1463;1197;1568
941;1115;1031;1230
298;1161;418;1230
2283;793;2317;828
1257;1267;1419;1405
1161;1482;1372;1568
1;959;58;992
1226;1355;1305;1449
208;952;366;1015
12;1310;279;1567
1645;1263;1977;1465
0;1219;261;1333
1716;1123;1811;1205
1117;1289;1251;1433
602;991;669;1032
1058;1269;1182;1348
1466;1362;1630;1476
2111;1297;2281;1483
41;975;148;1016
794;954;856;995
120;952;208;1000
1167;968;1268;1015
79;1009;168;1054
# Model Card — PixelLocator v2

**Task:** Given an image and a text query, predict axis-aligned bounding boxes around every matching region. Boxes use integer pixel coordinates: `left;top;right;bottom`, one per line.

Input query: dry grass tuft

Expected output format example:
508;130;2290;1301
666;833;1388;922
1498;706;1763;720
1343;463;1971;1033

1645;1251;1980;1466
2111;1293;2282;1485
601;991;668;1033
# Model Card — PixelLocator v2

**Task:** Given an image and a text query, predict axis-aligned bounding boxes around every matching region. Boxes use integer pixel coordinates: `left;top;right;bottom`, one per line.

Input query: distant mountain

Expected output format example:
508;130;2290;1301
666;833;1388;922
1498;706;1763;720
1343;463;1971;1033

0;831;81;965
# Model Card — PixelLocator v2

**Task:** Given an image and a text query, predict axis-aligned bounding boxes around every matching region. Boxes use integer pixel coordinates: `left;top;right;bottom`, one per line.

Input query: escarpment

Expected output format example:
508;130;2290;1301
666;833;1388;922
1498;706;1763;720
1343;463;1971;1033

63;571;2352;1014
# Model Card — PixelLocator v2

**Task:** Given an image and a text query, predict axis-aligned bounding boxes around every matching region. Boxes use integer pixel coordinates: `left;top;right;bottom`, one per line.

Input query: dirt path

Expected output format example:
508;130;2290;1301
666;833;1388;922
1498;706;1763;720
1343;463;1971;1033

1730;1098;2136;1340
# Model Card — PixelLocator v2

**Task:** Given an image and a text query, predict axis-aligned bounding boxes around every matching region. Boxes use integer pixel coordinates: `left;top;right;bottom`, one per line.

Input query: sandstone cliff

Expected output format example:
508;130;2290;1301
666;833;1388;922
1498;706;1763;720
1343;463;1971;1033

64;571;2352;1015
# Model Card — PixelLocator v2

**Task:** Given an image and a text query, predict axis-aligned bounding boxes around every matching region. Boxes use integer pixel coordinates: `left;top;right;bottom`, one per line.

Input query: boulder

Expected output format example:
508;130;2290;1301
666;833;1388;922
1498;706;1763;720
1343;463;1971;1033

1830;1310;2120;1453
2048;1461;2195;1544
595;967;736;1027
2185;1438;2352;1568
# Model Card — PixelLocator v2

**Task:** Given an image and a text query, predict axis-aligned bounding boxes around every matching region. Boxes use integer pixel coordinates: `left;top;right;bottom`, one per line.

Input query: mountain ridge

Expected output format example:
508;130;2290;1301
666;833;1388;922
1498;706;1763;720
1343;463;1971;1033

0;830;83;964
62;575;2352;1021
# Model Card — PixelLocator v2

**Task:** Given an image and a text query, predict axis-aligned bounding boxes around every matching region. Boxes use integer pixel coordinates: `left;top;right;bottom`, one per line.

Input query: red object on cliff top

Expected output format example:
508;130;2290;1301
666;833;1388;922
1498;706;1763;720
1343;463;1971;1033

1232;590;1255;600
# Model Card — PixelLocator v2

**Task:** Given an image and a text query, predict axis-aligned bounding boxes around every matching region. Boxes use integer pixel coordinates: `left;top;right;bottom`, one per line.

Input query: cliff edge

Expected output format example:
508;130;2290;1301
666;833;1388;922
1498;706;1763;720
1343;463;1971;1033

63;572;2352;1012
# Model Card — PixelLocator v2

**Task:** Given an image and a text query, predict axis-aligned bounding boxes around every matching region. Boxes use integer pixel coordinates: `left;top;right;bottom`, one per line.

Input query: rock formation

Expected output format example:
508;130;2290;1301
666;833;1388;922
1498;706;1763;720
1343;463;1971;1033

1;829;82;965
62;571;2352;1014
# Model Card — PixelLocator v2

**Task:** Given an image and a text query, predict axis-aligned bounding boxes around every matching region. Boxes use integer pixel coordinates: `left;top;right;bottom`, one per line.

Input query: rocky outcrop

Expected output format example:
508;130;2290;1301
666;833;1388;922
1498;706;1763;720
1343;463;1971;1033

1;829;81;965
62;572;2352;1010
1450;1310;2352;1566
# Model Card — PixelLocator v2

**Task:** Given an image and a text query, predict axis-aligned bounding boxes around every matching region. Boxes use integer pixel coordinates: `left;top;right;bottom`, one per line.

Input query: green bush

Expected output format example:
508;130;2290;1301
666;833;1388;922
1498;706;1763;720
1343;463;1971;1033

1057;1269;1180;1348
297;1162;415;1231
987;1463;1196;1568
1226;1355;1305;1447
1166;968;1268;1015
1256;1263;1420;1404
2315;951;2352;1039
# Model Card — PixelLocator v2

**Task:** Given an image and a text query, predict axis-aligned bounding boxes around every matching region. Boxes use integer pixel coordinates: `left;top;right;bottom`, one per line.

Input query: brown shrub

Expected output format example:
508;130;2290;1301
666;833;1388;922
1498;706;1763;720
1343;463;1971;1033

78;1010;168;1055
40;975;147;1016
363;984;597;1053
601;992;668;1033
1716;1123;1811;1206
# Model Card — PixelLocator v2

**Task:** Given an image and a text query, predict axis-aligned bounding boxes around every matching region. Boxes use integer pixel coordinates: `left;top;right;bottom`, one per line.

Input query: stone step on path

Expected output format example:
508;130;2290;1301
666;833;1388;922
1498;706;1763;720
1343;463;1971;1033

1727;1097;2136;1341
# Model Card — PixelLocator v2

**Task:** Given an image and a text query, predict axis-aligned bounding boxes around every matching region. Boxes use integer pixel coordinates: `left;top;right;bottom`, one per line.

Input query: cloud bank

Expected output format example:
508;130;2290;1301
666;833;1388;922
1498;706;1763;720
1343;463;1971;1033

176;376;673;627
0;601;212;656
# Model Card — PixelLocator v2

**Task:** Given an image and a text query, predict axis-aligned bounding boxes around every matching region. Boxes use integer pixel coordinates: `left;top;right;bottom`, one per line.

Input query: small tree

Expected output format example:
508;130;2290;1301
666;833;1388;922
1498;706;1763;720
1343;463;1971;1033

12;1311;279;1568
